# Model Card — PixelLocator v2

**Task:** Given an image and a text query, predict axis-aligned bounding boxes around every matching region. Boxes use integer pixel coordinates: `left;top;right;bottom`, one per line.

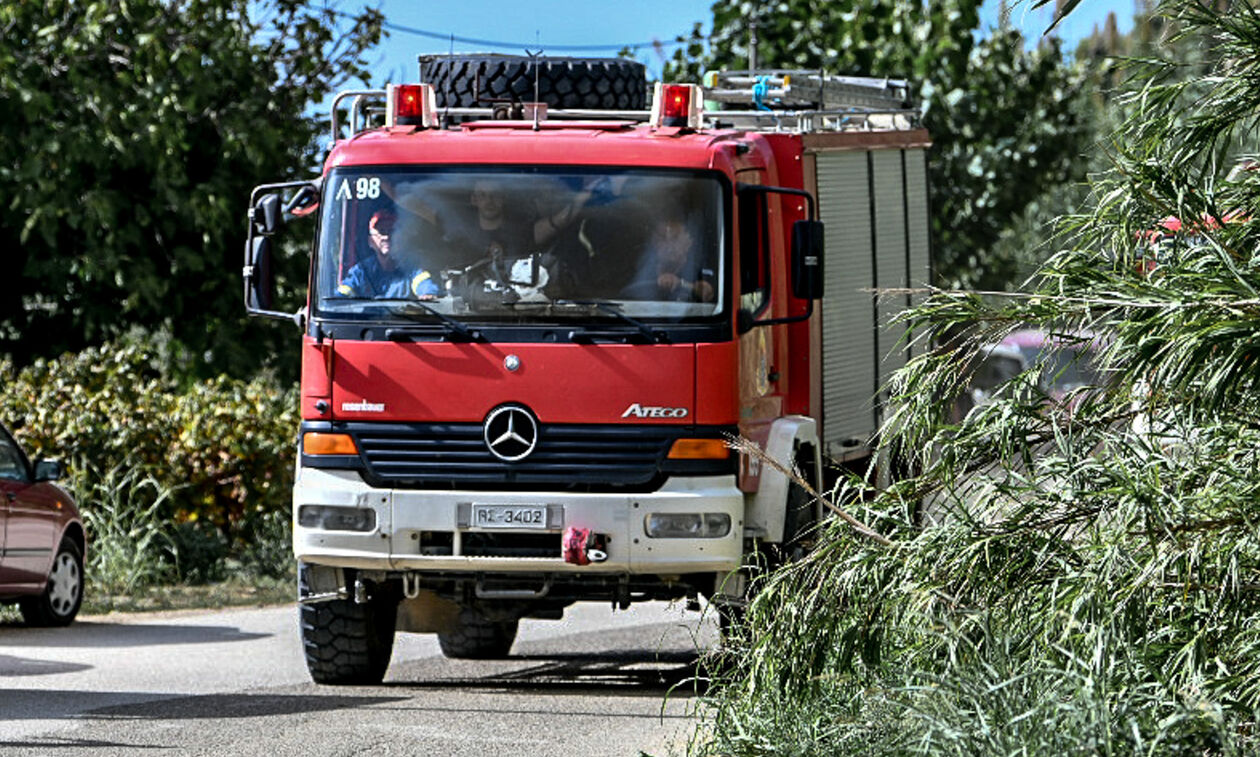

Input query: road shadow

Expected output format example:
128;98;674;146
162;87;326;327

0;622;270;648
70;692;407;722
0;654;92;677
0;736;167;750
389;647;710;697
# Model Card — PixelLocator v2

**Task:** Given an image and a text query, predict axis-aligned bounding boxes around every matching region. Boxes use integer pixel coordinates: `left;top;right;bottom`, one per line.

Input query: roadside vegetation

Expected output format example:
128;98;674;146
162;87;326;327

0;332;297;612
0;0;382;610
692;0;1260;754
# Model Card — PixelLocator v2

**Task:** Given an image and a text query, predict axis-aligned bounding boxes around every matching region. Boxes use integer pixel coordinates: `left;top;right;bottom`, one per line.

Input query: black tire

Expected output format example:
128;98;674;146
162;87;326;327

716;457;817;646
775;479;817;565
419;54;647;110
437;607;518;659
19;537;83;627
299;567;397;685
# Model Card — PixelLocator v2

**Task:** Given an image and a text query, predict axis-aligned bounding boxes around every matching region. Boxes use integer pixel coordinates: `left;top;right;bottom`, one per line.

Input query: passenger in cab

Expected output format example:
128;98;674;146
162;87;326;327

624;206;716;302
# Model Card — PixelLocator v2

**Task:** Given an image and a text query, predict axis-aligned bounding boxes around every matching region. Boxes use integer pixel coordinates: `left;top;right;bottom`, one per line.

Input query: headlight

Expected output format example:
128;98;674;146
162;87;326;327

644;512;731;539
298;505;376;532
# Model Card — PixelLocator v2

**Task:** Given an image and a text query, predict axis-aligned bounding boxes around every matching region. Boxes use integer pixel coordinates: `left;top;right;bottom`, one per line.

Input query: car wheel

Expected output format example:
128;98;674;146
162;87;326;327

19;537;84;627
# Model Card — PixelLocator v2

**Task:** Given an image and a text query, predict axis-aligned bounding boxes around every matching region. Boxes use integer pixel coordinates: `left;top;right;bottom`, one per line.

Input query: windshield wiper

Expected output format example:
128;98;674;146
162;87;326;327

555;299;668;344
386;301;486;343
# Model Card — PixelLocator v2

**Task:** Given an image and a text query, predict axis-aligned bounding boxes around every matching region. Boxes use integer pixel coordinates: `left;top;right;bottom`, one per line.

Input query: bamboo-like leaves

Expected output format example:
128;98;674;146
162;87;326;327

695;2;1260;754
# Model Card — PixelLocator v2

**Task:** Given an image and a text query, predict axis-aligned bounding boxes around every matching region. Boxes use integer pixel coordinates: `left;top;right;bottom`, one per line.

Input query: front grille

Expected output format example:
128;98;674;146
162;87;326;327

461;532;561;558
349;422;682;491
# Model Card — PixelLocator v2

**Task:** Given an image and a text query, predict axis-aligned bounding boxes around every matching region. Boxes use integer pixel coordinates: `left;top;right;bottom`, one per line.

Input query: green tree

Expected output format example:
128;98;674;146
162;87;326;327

665;0;1091;290
0;0;383;377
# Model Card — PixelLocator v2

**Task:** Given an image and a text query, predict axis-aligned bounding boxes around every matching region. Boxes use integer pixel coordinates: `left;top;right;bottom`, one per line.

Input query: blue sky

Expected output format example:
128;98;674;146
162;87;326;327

349;1;1137;84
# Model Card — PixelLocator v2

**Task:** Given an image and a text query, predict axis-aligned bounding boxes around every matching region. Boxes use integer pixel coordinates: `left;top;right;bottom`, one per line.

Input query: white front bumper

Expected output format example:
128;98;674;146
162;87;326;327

293;468;745;574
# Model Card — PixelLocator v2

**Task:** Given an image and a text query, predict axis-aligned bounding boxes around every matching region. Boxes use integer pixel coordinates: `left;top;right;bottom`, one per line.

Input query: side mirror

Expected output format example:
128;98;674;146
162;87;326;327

246;236;275;311
34;459;63;482
252;193;282;235
791;220;825;300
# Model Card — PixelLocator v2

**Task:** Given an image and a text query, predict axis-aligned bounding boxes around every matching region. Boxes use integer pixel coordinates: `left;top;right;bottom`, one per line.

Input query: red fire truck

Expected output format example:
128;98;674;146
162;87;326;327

244;57;931;685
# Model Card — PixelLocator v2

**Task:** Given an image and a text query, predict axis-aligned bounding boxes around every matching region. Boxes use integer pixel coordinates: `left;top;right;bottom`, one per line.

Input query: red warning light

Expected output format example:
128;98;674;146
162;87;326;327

387;83;437;128
651;83;701;129
394;85;426;125
662;85;691;121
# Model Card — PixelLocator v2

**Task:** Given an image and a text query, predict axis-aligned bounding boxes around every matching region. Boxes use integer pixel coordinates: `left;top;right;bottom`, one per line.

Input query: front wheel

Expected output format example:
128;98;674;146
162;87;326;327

19;537;83;627
299;567;397;685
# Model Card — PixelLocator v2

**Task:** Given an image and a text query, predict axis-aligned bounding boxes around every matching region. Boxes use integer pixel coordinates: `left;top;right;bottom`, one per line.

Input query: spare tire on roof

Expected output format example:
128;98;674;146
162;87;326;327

418;54;647;111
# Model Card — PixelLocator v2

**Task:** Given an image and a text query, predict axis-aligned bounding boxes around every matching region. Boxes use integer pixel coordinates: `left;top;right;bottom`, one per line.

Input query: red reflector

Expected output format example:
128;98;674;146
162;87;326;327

661;84;692;121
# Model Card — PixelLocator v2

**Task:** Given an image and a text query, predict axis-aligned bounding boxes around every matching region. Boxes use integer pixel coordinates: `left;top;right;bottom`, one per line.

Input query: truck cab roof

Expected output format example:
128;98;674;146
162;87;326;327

326;121;761;174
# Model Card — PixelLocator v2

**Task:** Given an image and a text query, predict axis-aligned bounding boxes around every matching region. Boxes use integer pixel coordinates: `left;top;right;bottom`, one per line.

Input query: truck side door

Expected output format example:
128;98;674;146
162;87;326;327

735;169;786;485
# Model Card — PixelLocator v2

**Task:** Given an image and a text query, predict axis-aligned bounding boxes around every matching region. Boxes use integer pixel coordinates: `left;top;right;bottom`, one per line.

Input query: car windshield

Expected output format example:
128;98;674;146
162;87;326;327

1017;345;1098;394
313;168;726;324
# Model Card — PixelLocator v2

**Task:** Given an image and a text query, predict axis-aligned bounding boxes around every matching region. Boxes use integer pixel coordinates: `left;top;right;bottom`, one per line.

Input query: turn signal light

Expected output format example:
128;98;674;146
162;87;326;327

386;83;438;128
667;438;731;460
650;82;703;129
303;432;358;456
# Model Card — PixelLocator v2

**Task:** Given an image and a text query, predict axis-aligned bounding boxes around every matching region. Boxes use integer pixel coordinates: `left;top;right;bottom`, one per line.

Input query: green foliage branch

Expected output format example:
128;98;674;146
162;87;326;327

695;2;1260;754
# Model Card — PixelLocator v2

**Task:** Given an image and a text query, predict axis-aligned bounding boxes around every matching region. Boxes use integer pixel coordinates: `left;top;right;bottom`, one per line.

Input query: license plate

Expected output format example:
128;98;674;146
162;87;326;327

471;504;548;529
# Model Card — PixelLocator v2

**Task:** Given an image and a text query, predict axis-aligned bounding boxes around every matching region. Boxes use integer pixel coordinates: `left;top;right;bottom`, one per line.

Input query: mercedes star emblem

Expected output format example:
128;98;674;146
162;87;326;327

483;405;538;462
504;354;521;372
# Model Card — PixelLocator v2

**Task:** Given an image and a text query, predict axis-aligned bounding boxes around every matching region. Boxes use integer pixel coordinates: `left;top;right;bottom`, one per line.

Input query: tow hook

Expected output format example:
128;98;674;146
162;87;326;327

562;527;608;565
402;572;422;599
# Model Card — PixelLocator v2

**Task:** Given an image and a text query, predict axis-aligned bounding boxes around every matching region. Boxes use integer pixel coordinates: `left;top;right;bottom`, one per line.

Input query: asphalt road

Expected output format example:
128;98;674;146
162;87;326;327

0;600;716;756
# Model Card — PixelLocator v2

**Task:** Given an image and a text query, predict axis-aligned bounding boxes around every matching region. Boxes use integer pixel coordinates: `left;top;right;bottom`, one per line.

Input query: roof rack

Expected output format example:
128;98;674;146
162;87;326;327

698;70;917;132
702;70;911;111
329;71;920;141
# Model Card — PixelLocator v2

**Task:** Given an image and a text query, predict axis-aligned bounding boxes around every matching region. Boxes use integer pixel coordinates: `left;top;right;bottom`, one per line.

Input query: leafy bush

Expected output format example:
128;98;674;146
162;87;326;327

233;509;295;581
169;522;231;584
0;331;299;582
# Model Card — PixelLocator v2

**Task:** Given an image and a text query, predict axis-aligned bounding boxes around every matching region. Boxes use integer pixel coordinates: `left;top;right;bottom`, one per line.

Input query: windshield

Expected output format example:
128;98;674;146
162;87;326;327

314;168;726;324
1017;345;1098;394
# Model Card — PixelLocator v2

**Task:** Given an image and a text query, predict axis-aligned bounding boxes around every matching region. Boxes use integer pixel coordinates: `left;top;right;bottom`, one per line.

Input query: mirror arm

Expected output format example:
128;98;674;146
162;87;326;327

249;179;320;217
740;299;813;332
735;183;823;331
244;304;295;322
736;182;817;220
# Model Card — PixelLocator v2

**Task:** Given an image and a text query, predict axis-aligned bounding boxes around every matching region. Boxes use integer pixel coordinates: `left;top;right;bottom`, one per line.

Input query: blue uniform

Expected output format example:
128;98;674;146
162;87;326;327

337;254;440;299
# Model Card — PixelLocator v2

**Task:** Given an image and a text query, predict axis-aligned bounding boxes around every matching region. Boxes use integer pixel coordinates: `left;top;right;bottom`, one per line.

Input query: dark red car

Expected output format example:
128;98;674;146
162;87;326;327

0;423;85;626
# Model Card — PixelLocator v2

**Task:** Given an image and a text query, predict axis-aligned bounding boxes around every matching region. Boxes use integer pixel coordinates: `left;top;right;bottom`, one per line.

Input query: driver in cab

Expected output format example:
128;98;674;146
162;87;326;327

337;210;440;299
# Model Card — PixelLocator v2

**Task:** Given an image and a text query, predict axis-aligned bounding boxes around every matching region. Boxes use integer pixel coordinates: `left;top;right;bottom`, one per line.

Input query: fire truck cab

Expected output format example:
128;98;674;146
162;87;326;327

245;58;931;684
